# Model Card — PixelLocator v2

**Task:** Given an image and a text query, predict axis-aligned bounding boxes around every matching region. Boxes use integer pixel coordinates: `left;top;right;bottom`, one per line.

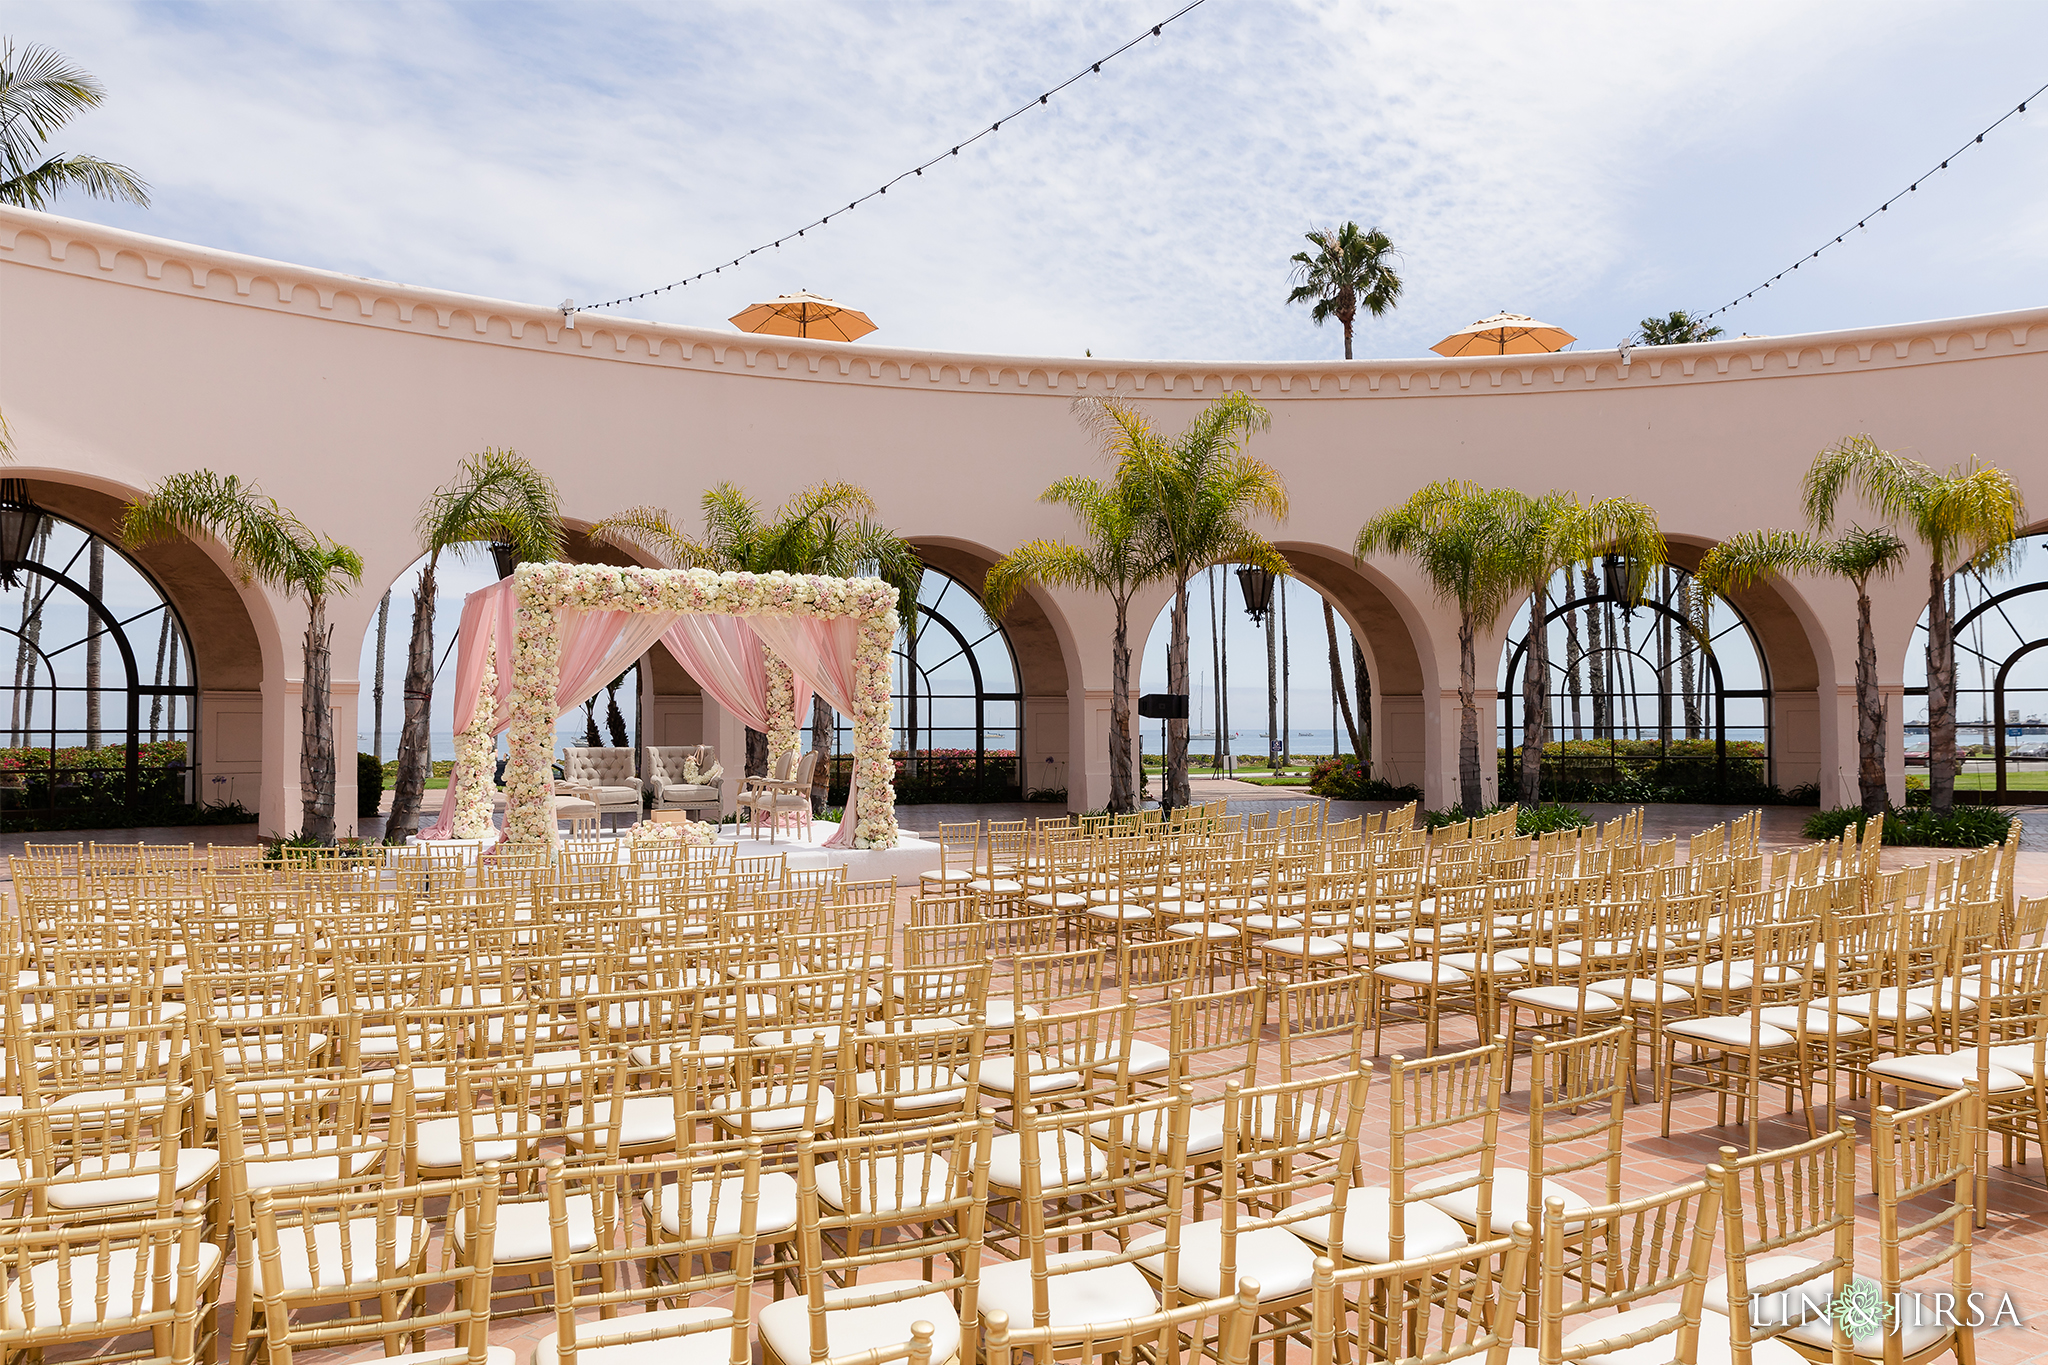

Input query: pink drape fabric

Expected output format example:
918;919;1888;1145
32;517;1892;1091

660;616;812;735
750;615;864;848
420;583;515;840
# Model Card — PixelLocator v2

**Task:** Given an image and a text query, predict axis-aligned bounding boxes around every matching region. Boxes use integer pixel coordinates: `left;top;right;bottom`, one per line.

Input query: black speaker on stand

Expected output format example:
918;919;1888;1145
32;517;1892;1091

1137;693;1190;814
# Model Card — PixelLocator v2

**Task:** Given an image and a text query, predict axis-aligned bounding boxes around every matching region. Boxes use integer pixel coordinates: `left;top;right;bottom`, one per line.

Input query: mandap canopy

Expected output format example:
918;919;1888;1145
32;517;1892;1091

422;563;900;848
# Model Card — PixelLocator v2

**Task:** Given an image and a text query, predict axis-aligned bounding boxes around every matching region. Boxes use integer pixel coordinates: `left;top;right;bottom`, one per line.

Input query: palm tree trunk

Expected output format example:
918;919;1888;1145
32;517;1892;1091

149;612;170;741
84;540;103;748
1855;581;1887;816
1928;558;1957;814
1519;584;1548;805
387;560;438;838
1109;597;1134;814
1324;600;1363;763
811;693;832;815
1167;572;1191;807
1209;570;1222;775
1583;566;1607;739
1353;639;1371;774
1279;579;1291;767
1678;580;1701;739
372;589;390;763
1563;598;1583;742
301;597;336;841
1220;575;1232;775
1458;611;1481;814
604;677;629;747
1265;609;1278;777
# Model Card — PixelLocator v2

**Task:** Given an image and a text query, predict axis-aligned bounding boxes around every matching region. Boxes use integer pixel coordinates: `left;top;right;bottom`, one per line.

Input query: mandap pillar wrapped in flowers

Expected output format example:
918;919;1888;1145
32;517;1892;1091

496;563;899;849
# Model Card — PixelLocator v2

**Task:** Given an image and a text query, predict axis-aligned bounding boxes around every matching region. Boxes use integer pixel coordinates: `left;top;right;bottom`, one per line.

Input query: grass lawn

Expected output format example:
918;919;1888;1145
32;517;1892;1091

383;779;450;790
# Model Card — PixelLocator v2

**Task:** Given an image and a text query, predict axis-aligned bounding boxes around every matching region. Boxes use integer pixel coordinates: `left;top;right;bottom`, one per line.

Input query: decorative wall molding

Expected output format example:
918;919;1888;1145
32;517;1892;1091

5;205;2044;401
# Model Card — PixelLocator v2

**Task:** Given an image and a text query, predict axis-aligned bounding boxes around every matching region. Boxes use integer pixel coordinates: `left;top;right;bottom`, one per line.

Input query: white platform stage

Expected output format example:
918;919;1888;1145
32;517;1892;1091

411;821;935;886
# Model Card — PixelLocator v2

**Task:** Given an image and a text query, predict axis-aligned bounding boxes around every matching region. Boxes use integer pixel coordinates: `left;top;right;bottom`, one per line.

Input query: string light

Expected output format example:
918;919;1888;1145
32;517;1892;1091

568;0;1208;317
1696;79;2046;323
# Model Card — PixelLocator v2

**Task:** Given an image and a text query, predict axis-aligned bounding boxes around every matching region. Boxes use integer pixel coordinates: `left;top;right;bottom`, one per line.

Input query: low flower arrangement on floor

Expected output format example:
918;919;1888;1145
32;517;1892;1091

627;818;717;847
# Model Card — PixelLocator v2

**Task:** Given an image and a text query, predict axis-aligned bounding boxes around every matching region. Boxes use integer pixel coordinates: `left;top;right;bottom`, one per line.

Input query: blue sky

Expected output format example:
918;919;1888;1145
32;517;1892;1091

10;1;2047;755
12;1;2048;362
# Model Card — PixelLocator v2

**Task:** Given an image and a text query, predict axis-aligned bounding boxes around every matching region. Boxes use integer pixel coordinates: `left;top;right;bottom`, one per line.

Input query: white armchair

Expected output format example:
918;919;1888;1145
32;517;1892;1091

557;746;643;829
646;745;724;819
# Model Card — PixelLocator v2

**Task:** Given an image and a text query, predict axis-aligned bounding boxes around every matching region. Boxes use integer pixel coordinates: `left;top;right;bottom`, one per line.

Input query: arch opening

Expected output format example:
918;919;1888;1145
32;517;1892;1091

1498;562;1773;801
1902;549;2048;803
2;511;204;827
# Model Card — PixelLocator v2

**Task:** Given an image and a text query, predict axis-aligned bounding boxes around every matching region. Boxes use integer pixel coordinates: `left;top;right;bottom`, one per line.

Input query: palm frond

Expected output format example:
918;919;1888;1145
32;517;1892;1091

1694;529;1827;597
984;540;1107;617
589;506;717;569
0;153;149;209
419;448;564;566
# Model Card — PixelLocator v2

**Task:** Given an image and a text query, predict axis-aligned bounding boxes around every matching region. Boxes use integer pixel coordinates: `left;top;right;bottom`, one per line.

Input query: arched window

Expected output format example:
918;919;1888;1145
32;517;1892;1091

1498;562;1772;798
831;568;1023;801
2;513;199;822
1903;558;2048;803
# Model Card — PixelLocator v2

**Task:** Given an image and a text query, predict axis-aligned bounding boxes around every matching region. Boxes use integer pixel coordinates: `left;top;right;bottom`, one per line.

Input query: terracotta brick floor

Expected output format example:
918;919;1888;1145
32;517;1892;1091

15;806;2048;1365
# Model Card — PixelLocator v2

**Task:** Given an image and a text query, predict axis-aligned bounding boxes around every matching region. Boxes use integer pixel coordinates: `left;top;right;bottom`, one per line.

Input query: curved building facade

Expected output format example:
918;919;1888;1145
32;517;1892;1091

5;204;2045;829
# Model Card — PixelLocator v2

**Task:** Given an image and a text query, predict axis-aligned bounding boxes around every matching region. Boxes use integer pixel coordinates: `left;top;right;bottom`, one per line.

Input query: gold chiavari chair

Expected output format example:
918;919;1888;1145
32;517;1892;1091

535;1145;765;1362
1300;1042;1500;1268
917;821;980;895
988;1283;1261;1365
979;1084;1195;1323
846;1021;986;1137
1699;1120;1860;1365
0;1207;216;1365
1864;1085;1984;1365
760;1114;995;1365
1136;1069;1369;1355
246;1171;498;1365
1309;1231;1529;1365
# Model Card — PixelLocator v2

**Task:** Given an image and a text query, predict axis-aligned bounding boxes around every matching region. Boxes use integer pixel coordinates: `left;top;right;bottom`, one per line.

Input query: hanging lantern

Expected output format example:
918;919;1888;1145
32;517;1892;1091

1601;553;1643;612
1235;565;1275;625
0;480;47;591
489;542;519;580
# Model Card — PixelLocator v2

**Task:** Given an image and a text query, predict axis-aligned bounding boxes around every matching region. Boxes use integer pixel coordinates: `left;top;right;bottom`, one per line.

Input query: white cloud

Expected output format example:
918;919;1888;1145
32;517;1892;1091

10;0;2048;363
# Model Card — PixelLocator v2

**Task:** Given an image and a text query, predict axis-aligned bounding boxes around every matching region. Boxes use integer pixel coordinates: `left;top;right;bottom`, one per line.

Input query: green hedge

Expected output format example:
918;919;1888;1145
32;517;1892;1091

1802;805;2017;848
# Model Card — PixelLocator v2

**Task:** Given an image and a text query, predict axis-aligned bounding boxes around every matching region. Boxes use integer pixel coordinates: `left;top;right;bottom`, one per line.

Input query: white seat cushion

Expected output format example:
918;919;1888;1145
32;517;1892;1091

1374;960;1470;986
1701;1261;1954;1360
1588;978;1692;1005
1867;1053;2028;1093
5;1243;223;1329
241;1137;387;1192
645;1172;799;1238
1987;1042;2045;1078
1289;1188;1471;1263
386;1348;516;1365
1422;1162;1594;1233
1504;986;1623;1014
1091;1102;1229;1157
414;1111;543;1168
1260;936;1347;960
1751;1005;1866;1037
978;999;1040;1029
1167;922;1244;941
978;1251;1157;1329
709;1085;834;1133
988;1130;1110;1191
1658;965;1752;991
815;1153;953;1215
253;1216;426;1291
47;1148;219;1208
531;1307;736;1365
1132;1221;1319;1298
1828;991;1932;1023
1563;1302;1806;1365
1024;893;1089;912
968;1057;1082;1096
853;1068;971;1113
1661;1015;1795;1051
757;1285;959;1365
628;1037;736;1069
455;1193;596;1262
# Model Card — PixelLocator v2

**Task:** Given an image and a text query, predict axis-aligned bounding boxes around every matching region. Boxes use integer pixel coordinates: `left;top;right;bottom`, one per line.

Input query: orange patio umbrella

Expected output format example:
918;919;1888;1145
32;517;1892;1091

729;290;876;342
1430;311;1575;357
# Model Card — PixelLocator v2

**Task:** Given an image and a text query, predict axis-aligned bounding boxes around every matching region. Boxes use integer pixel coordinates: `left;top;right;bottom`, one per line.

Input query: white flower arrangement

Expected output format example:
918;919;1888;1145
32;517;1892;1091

627;818;716;847
766;656;801;765
446;634;501;839
493;564;900;850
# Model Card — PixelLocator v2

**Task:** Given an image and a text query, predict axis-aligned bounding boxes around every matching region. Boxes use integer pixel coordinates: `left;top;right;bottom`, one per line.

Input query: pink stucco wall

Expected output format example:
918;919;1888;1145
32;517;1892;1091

4;205;2044;827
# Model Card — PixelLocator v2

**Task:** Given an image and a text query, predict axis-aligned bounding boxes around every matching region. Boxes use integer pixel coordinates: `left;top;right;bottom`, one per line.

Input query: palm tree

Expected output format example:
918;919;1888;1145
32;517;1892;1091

1094;392;1288;808
121;472;362;839
1286;223;1402;361
1697;525;1907;816
1357;481;1529;815
1633;310;1723;346
1323;599;1364;763
1510;492;1666;804
1806;435;2026;814
1;41;150;210
593;483;921;799
387;449;564;840
984;464;1169;814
